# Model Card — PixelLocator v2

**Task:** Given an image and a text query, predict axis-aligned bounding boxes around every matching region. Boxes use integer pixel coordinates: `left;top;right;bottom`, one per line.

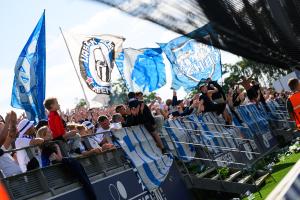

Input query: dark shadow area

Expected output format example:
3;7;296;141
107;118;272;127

272;162;295;173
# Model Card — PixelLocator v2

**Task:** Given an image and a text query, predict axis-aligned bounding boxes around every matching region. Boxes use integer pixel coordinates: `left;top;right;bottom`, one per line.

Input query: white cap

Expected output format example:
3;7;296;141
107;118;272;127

17;119;34;138
82;121;94;130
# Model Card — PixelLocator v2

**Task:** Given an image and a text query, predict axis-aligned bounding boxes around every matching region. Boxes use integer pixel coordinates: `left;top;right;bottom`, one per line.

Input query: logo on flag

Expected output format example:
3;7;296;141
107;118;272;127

11;11;46;123
64;33;124;95
79;37;116;95
159;24;222;91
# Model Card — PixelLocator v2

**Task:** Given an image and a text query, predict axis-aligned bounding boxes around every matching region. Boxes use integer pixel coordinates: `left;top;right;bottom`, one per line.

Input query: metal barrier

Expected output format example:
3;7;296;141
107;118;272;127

1;140;127;200
161;101;295;169
0;100;296;199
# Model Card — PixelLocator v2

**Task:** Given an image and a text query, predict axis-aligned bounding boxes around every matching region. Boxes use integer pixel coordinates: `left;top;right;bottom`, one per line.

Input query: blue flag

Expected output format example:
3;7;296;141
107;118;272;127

115;48;166;92
158;24;222;91
11;11;46;123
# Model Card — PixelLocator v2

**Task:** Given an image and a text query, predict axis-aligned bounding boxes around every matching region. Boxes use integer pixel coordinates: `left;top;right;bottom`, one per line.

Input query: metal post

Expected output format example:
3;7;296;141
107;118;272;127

59;27;90;108
164;124;194;184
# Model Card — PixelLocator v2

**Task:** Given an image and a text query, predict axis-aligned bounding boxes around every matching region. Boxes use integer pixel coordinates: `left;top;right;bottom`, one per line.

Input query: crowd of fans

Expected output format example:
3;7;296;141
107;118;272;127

0;75;297;199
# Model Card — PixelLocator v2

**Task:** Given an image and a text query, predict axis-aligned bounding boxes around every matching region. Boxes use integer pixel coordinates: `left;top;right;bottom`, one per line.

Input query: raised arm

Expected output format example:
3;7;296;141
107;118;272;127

207;85;219;95
3;111;17;149
0;112;11;146
172;90;178;106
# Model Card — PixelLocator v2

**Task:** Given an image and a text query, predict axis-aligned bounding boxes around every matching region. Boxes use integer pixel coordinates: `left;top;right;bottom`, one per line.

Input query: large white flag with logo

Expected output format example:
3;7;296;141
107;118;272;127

63;32;124;98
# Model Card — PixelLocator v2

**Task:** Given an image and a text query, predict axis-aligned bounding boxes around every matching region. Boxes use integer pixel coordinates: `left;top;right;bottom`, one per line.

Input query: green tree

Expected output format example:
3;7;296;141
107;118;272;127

76;98;87;108
223;59;291;92
109;78;129;105
143;92;157;104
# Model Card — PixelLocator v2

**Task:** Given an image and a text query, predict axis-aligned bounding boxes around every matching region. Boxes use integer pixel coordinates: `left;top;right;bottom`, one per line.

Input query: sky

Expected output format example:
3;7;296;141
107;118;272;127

0;0;240;116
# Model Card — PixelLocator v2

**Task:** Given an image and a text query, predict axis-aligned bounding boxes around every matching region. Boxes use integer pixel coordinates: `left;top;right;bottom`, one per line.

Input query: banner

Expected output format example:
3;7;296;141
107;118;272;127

159;24;221;91
64;33;124;95
113;125;173;191
11;11;46;123
115;48;166;93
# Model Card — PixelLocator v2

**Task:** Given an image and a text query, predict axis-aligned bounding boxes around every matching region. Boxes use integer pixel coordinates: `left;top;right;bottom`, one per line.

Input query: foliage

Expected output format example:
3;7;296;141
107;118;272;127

109;78;158;105
222;59;292;92
143;92;157;104
186;88;199;99
243;152;300;200
217;167;230;180
109;78;129;105
76;98;87;108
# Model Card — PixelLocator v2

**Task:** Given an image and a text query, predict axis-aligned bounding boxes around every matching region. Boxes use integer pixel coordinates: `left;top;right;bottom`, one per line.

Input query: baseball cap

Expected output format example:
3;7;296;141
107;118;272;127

17;119;34;138
197;78;207;89
82;121;94;130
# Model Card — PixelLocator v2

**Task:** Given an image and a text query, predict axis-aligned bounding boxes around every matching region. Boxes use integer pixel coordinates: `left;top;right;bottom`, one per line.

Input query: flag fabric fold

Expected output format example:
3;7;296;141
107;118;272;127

159;24;222;91
115;48;166;93
11;11;46;123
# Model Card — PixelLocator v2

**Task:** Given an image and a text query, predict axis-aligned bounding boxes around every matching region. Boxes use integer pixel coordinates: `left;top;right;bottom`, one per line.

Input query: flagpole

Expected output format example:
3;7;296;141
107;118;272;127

59;27;90;108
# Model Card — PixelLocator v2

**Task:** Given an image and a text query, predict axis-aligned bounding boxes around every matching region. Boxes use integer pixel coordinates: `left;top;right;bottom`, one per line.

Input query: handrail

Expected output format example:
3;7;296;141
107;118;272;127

163;126;255;142
180;156;247;166
169;140;260;155
2;130;113;154
182;119;248;129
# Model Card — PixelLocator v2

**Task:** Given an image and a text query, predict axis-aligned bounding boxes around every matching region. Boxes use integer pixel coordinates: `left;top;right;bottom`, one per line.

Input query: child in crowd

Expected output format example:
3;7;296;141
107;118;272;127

36;126;62;166
43;97;77;140
36;126;97;200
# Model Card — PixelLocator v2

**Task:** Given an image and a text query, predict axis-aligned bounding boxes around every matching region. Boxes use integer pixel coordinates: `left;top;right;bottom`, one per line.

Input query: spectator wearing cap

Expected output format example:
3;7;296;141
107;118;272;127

126;93;166;153
82;121;94;134
0;111;22;177
81;121;101;149
15;119;44;172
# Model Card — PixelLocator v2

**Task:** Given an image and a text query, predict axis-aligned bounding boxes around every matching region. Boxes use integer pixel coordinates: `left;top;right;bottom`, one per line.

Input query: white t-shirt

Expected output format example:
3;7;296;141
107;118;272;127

0;146;22;177
94;126;111;144
15;137;31;172
87;137;101;149
110;123;122;130
15;137;41;172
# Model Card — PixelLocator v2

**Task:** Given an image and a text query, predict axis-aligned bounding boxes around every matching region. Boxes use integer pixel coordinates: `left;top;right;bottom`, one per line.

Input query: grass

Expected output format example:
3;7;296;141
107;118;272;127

244;152;300;200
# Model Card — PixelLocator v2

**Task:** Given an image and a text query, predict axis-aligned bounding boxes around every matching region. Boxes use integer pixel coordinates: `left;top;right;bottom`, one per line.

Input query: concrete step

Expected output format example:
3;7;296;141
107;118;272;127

196;167;216;179
255;173;270;187
238;175;252;184
211;174;220;180
225;170;242;182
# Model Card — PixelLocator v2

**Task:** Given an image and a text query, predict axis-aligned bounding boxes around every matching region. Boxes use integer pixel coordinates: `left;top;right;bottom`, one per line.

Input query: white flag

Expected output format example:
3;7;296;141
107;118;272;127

64;32;125;96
